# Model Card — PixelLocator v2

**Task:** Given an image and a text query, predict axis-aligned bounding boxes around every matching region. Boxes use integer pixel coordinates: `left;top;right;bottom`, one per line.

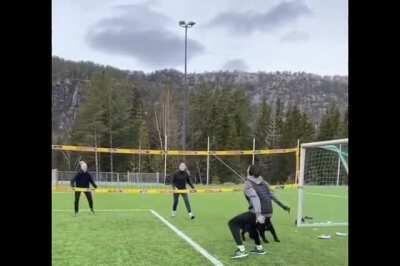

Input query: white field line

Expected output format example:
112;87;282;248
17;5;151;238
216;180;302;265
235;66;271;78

305;192;347;199
52;209;148;212
279;190;347;199
149;209;224;266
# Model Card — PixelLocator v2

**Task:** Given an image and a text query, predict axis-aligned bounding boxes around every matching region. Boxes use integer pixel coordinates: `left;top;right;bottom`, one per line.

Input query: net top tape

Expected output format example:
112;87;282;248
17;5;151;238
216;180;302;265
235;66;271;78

52;145;297;156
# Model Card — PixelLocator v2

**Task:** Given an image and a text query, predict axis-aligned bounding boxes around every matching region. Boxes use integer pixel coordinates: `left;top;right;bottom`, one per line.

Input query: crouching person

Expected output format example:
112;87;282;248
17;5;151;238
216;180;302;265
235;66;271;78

228;165;290;259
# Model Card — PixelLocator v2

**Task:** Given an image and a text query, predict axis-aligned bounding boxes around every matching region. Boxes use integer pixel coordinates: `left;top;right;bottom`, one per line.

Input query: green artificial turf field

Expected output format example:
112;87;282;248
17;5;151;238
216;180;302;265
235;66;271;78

52;187;348;266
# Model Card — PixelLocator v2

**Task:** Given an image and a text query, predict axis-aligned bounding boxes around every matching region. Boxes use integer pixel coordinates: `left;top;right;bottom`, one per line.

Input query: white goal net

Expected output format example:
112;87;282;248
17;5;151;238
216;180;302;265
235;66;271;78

296;138;348;227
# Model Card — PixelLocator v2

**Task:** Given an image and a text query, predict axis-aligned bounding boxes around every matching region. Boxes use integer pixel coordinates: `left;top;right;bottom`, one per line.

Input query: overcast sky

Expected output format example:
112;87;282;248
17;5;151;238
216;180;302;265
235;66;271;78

52;0;347;75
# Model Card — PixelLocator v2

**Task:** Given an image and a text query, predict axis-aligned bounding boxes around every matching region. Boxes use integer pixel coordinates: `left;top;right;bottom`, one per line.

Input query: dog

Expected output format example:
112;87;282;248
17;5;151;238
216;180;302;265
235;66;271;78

241;217;280;243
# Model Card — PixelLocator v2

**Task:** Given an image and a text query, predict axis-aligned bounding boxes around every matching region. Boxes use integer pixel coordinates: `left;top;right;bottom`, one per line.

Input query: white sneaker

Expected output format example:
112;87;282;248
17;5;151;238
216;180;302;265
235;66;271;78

172;211;176;217
231;249;248;259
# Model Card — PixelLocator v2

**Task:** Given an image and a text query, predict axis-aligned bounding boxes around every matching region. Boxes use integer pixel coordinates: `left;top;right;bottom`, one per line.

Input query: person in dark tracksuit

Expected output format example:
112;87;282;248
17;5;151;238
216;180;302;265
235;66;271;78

228;165;290;259
171;162;195;219
70;161;98;216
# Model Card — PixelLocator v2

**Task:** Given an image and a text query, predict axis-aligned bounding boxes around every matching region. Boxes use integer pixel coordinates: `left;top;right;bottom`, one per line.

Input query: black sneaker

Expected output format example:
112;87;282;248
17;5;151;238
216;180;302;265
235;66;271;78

231;249;248;259
250;248;266;255
190;215;195;220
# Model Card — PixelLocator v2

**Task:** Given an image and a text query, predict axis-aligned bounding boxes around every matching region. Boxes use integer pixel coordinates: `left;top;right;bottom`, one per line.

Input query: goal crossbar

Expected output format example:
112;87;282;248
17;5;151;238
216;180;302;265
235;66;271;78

301;138;348;148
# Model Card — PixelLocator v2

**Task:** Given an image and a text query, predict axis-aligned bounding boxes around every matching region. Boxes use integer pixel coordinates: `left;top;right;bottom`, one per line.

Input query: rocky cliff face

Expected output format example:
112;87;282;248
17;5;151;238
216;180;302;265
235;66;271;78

52;57;347;142
52;78;89;141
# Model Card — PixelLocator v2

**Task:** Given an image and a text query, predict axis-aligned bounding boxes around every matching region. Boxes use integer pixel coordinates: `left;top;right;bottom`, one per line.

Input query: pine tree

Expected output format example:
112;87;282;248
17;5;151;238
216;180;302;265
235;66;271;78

255;96;272;149
280;105;303;147
188;82;215;149
277;105;315;184
339;108;348;138
71;72;140;171
160;82;180;173
231;88;251;149
298;111;316;143
70;71;110;146
136;106;152;172
261;99;284;183
110;79;139;171
254;96;272;179
275;98;284;140
275;105;299;184
265;116;280;149
318;103;341;141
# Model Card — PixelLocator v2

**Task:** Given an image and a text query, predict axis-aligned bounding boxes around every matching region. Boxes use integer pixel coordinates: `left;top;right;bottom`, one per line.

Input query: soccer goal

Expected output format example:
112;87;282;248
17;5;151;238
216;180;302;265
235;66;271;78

296;138;348;227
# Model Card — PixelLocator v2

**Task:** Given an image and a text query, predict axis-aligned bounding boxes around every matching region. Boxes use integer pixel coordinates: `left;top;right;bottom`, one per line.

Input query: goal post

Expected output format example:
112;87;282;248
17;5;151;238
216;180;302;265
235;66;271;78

52;169;58;190
296;138;348;227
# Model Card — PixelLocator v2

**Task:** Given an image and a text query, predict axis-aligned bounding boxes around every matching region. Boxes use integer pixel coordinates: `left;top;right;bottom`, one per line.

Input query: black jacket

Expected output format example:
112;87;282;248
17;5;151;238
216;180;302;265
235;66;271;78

71;171;97;188
171;170;194;189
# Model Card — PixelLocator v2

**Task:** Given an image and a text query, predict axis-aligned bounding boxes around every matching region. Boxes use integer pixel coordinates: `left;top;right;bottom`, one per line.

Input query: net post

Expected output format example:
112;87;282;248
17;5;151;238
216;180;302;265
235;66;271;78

206;136;210;185
252;137;255;165
164;135;168;184
336;144;342;186
94;129;99;182
138;141;142;185
296;147;306;227
295;139;300;184
52;169;58;190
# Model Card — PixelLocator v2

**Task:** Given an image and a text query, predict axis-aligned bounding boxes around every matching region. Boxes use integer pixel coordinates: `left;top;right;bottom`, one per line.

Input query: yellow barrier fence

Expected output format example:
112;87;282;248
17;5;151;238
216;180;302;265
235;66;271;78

52;145;297;156
56;184;298;194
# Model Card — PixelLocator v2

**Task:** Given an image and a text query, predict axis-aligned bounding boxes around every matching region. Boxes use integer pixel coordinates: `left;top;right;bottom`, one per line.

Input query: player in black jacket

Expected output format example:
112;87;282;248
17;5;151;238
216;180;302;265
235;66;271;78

171;162;195;219
70;161;98;216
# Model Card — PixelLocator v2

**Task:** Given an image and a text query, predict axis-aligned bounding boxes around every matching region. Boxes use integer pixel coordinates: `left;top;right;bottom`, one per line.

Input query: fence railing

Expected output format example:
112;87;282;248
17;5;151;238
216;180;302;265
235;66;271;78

54;170;165;188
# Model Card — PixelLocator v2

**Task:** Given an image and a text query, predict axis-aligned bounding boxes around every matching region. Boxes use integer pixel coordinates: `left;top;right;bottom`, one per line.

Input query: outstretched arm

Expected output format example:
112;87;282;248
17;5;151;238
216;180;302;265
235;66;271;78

171;173;176;189
270;193;289;211
265;181;290;211
186;173;195;189
88;173;97;188
70;174;77;187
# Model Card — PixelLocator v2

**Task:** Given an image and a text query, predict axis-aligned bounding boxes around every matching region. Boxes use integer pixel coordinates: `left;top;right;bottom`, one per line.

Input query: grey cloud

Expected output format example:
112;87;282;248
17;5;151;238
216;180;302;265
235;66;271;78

222;59;249;71
280;30;310;42
207;0;312;35
86;3;205;68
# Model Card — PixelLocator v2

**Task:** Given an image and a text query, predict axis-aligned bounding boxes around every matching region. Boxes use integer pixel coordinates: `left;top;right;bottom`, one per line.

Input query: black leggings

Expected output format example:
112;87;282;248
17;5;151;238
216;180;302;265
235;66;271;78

228;212;261;246
74;191;93;213
172;193;192;212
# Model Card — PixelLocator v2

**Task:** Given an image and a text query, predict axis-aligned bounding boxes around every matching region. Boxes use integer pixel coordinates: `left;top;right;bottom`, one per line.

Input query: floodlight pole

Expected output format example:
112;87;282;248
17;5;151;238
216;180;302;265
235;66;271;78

179;21;196;153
